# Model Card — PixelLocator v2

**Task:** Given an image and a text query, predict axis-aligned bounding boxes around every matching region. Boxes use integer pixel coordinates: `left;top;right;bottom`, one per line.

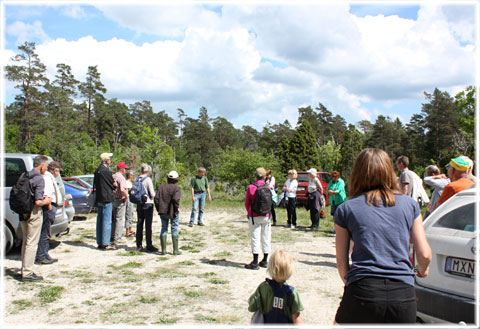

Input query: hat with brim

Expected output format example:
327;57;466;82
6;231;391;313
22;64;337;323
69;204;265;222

100;153;113;161
307;168;317;176
117;162;129;169
450;157;470;172
168;171;179;179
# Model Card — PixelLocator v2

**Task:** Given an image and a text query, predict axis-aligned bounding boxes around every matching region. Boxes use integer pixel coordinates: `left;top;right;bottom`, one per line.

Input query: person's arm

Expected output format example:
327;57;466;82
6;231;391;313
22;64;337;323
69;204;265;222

120;179;128;199
292;312;302;325
411;215;432;277
401;182;409;195
36;196;52;207
207;187;212;201
316;179;323;194
173;187;181;215
424;176;449;189
335;225;350;285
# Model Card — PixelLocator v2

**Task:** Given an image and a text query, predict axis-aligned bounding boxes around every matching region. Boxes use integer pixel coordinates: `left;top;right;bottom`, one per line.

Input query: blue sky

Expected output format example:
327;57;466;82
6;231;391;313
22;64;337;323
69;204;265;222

2;1;477;129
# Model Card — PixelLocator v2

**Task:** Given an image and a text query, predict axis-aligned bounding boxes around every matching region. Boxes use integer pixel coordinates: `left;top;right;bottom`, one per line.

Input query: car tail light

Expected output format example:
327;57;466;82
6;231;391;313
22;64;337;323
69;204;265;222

64;199;67;206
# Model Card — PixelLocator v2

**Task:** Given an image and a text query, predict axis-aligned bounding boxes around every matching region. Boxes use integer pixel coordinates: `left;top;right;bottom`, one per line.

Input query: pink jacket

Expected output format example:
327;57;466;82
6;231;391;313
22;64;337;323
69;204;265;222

245;180;270;218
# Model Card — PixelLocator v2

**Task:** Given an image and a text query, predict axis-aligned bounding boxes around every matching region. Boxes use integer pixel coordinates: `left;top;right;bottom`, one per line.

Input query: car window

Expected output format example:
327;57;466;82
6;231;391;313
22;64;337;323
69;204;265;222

5;158;27;187
320;173;331;182
433;202;475;232
297;173;309;182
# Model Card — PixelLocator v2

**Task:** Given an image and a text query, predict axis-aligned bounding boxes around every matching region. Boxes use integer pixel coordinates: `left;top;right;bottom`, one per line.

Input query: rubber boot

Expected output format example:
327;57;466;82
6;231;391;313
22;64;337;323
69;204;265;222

160;235;167;255
172;236;182;255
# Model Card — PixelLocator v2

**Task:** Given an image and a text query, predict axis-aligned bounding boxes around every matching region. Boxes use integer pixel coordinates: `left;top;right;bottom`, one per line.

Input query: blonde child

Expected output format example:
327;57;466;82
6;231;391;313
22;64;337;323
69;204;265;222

248;249;303;324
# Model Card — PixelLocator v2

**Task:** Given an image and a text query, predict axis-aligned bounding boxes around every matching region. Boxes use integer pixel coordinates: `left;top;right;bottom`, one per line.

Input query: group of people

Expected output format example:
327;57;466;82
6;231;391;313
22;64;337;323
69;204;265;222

247;149;476;324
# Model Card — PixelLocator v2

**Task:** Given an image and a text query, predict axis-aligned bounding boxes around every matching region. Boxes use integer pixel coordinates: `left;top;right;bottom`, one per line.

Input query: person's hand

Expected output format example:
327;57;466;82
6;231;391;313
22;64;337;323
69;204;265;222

192;196;196;202
416;265;429;278
44;196;52;205
113;181;118;187
208;195;212;201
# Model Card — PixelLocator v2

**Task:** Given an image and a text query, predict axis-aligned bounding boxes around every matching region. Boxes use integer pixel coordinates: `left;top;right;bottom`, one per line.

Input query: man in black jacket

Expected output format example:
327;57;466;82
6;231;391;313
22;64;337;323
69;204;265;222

94;152;117;250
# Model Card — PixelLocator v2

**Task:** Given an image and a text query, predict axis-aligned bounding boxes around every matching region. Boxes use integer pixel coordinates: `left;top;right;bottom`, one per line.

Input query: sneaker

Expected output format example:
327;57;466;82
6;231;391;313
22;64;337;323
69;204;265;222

97;245;106;250
197;222;205;226
245;262;260;270
136;246;144;252
188;223;193;227
146;246;158;253
35;258;55;265
46;255;58;263
22;273;44;282
291;225;296;229
105;245;117;250
258;260;268;268
284;224;291;228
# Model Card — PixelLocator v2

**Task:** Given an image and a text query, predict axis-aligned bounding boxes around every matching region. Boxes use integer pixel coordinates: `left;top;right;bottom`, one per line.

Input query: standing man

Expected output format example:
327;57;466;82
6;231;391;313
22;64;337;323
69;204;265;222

188;167;211;227
396;155;416;196
94;152;117;250
111;162;129;246
35;161;63;265
435;157;474;208
21;155;52;281
154;171;182;255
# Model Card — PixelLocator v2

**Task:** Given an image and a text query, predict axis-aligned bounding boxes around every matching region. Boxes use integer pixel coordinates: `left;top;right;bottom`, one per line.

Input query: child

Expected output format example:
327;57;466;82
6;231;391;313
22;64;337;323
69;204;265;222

248;249;303;324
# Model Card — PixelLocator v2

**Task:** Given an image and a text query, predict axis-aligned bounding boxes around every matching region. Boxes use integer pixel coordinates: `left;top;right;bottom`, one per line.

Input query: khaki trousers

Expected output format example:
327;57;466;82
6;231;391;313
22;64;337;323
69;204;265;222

20;206;43;277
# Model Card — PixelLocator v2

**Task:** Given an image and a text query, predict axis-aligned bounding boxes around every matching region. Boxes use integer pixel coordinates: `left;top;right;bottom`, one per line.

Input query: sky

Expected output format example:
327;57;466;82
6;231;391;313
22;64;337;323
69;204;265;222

1;0;478;130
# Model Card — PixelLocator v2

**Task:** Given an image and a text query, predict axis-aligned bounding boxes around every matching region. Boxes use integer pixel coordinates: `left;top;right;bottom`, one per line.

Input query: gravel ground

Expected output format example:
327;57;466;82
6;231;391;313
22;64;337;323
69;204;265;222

3;205;344;326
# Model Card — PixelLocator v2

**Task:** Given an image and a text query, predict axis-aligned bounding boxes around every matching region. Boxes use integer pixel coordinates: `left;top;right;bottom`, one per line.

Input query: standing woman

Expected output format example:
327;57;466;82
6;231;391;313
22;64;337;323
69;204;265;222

282;169;298;229
334;148;431;324
306;168;323;230
124;171;135;237
327;171;347;217
135;164;157;252
265;169;277;226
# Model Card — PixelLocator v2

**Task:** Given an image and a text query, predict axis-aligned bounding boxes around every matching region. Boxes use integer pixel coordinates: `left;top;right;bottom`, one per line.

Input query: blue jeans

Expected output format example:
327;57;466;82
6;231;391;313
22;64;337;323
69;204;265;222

160;214;179;237
36;205;56;259
96;202;112;246
189;192;206;224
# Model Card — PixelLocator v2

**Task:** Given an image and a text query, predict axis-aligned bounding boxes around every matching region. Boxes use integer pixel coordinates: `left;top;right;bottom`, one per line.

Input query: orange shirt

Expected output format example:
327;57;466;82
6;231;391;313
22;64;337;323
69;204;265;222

436;178;474;206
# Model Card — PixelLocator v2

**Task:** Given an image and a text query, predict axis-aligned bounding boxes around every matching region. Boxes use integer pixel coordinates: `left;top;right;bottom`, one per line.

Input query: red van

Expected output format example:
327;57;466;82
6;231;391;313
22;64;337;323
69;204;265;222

295;171;331;206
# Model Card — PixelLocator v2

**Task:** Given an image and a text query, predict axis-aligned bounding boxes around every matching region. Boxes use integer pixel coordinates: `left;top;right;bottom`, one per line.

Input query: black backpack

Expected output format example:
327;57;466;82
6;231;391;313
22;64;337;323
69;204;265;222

9;171;34;220
252;183;272;216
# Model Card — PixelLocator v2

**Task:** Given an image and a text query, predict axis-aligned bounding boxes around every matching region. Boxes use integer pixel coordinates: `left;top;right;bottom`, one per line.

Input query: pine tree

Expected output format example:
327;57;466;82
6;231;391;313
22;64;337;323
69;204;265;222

289;120;320;170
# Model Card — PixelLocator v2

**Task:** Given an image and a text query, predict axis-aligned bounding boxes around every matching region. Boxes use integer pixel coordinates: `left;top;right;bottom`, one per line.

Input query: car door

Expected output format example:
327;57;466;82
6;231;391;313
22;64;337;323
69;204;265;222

416;191;476;300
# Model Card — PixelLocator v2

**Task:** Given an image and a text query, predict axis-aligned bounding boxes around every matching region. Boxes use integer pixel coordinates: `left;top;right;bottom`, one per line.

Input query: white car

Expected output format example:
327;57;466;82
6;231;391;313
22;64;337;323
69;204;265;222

415;186;476;324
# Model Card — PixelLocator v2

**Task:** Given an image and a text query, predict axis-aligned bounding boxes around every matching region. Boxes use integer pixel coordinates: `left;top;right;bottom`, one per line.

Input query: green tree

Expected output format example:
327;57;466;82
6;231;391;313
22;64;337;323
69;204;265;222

212;116;240;149
338;124;363;185
454;86;476;158
79;65;106;129
318;140;341;172
288;120;319;170
5;41;49;151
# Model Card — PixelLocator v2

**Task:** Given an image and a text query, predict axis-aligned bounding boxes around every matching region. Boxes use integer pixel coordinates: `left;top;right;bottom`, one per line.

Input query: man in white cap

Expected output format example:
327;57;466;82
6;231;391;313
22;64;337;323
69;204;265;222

94;152;117;250
154;171;182;255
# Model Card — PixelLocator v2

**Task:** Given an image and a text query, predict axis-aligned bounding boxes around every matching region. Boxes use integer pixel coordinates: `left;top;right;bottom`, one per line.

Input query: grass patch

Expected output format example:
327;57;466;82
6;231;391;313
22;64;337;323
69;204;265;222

209;278;229;284
146;268;187;279
124;277;141;283
63;249;72;253
109;261;143;269
154;315;178;324
184;290;203;298
117;250;143;256
36;286;65;304
48;308;63;316
156;257;169;261
178;260;195;266
81;278;95;284
72;270;92;278
82;300;95;306
139;296;158;304
11;299;33;310
195;314;218;323
213;251;232;257
197;272;216;278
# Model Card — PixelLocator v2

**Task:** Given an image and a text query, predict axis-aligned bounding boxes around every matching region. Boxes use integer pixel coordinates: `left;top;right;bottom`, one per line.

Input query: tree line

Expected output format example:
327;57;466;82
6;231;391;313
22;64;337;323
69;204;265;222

5;42;476;194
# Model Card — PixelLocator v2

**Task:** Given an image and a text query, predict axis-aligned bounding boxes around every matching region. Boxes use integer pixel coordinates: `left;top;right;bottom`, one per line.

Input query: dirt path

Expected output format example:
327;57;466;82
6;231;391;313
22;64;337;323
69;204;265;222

3;205;344;326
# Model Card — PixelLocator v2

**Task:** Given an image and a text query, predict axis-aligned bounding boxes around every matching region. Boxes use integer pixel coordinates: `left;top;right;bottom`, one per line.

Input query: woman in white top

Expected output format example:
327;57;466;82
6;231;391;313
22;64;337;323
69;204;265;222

265;169;277;226
282;169;298;229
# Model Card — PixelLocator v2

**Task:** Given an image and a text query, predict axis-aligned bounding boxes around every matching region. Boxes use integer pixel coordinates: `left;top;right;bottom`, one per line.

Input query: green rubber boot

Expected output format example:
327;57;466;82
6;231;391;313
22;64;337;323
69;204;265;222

172;236;182;255
160;235;167;255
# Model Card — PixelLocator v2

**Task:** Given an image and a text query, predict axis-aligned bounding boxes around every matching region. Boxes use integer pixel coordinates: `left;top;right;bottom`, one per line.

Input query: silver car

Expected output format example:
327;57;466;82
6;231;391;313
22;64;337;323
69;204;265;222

415;186;476;324
3;153;69;253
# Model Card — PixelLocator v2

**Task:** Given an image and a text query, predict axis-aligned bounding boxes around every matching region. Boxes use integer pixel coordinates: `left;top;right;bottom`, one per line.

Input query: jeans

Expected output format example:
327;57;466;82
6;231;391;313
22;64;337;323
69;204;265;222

36;205;56;260
96;202;113;247
111;199;126;242
160;214;179;237
286;197;297;225
189;192;206;224
136;203;153;248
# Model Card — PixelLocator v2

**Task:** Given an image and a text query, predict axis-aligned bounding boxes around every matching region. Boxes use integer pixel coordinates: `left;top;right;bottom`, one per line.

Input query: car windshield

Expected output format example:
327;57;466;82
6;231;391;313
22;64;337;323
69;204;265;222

297;173;309;182
433;202;475;232
78;176;94;186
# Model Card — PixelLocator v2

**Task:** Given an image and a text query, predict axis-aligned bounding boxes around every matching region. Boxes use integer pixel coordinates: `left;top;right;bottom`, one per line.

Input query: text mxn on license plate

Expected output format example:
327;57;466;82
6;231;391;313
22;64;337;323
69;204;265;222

445;257;475;279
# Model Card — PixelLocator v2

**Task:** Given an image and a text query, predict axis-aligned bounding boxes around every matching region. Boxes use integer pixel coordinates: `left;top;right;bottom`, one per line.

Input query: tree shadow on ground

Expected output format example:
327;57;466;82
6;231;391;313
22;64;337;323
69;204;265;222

298;260;337;268
300;252;336;258
200;257;245;269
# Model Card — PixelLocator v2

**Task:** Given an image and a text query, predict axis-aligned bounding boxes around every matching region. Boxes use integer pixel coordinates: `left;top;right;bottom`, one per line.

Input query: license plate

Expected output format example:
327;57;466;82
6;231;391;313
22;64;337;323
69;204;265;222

445;257;475;279
297;187;305;191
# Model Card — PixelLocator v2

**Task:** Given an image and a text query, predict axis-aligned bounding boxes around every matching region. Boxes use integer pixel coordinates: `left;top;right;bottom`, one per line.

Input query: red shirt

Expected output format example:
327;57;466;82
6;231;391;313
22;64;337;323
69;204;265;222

436;178;474;206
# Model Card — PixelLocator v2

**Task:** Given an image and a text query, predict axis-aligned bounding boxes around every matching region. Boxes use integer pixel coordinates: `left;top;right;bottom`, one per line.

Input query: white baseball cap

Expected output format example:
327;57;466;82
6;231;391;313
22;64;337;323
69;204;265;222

168;171;179;179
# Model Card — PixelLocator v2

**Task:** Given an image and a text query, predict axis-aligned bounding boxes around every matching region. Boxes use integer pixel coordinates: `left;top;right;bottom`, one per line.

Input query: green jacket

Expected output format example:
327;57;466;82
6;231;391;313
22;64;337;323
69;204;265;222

327;178;347;205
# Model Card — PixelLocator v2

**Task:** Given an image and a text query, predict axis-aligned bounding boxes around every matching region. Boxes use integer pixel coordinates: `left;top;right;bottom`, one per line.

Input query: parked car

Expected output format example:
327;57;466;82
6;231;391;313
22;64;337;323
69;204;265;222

65;193;75;223
4;153;69;253
62;177;92;190
295;171;331;206
75;174;94;187
63;181;92;214
414;186;476;324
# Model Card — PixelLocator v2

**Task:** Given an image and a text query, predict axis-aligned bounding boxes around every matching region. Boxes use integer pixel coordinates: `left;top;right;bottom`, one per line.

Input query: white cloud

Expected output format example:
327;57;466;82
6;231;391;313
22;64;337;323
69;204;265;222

5;20;50;45
60;5;87;19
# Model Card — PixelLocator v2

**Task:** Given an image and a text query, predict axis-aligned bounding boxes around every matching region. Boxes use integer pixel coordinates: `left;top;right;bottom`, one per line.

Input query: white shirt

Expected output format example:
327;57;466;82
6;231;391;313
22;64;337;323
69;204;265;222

284;179;298;198
308;177;322;193
43;171;61;205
